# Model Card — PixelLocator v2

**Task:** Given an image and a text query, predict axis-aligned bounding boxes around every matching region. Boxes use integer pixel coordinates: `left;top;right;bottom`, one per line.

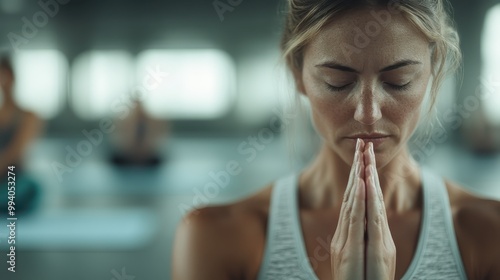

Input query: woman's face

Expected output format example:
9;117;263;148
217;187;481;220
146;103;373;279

298;8;432;168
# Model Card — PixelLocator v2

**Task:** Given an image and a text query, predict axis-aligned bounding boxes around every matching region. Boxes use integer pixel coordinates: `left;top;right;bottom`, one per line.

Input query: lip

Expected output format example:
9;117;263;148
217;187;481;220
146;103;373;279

348;133;389;139
346;134;391;148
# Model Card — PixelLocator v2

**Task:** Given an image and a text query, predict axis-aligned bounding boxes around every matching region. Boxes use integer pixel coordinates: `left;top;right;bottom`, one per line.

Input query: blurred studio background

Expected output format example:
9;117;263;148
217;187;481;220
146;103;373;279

0;0;499;279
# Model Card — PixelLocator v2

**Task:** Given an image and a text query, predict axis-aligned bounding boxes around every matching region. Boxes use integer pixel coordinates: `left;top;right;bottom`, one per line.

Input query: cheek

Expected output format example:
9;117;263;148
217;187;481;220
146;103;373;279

305;83;350;140
386;84;428;137
309;99;339;140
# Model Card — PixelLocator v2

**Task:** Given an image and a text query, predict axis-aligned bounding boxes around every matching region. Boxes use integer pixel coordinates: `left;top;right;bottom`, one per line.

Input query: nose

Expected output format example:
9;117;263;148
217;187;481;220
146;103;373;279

353;88;382;125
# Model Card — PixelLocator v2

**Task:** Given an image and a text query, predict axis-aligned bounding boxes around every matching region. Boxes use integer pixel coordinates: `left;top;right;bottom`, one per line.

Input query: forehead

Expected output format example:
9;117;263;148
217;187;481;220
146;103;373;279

304;8;431;67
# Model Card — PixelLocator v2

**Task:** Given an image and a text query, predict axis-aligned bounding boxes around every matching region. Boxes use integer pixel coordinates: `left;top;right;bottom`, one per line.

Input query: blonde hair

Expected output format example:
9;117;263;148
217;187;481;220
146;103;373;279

280;0;462;111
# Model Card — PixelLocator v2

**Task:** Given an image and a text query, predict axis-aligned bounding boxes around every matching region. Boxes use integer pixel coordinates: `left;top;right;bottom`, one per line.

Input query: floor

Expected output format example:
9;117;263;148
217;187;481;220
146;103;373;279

0;135;499;280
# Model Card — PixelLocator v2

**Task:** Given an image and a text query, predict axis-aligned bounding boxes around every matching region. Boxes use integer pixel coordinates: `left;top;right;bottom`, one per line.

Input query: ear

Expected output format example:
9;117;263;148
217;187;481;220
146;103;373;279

292;68;307;96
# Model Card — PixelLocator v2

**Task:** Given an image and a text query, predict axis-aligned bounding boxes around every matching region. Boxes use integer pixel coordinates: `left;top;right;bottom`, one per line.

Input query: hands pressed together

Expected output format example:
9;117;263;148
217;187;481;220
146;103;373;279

330;139;397;280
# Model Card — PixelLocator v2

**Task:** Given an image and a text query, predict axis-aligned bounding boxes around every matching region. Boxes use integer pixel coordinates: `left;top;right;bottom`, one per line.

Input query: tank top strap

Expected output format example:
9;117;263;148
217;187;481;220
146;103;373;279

402;167;468;279
257;172;318;280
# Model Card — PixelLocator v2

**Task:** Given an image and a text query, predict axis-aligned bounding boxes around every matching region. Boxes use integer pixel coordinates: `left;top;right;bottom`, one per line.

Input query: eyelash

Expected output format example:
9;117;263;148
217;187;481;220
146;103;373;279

325;83;353;92
385;82;411;91
325;82;411;92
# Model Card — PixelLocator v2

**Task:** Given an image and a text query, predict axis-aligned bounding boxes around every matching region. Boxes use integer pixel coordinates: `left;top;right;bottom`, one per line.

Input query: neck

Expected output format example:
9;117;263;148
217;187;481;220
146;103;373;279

299;143;421;214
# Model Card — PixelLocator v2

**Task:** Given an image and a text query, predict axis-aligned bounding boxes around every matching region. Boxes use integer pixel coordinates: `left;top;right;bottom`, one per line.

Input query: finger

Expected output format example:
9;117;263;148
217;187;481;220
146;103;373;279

345;140;365;217
343;142;365;243
366;143;393;238
334;139;363;246
343;139;363;203
367;164;395;253
366;162;384;242
363;142;375;176
346;177;366;248
363;143;383;207
340;138;364;219
369;143;387;219
369;143;383;201
358;140;365;180
332;180;366;280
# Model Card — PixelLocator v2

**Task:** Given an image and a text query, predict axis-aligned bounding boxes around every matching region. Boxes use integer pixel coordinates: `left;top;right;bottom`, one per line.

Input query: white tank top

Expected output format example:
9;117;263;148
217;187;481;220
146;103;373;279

257;167;468;279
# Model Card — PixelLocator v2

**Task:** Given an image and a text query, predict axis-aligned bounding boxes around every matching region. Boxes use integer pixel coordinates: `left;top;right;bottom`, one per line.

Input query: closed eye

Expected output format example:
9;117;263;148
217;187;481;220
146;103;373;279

384;82;411;91
325;83;353;92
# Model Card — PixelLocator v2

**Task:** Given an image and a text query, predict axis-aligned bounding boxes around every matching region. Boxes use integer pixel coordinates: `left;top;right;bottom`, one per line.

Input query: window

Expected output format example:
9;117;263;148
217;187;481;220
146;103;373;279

136;49;236;119
481;4;500;124
72;50;134;119
236;49;283;125
12;50;67;119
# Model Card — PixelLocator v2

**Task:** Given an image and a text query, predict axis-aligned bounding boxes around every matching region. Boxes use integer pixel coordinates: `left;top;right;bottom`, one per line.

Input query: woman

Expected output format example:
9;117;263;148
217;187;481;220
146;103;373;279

0;55;43;214
109;100;167;167
172;1;500;279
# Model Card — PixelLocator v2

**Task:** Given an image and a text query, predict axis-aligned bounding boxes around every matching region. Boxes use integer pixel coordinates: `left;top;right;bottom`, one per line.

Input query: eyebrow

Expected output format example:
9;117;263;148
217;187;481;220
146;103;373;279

315;59;422;73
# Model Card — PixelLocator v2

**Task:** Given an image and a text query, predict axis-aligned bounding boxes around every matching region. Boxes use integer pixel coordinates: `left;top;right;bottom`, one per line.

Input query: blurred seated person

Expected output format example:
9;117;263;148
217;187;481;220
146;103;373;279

0;55;43;215
109;99;168;167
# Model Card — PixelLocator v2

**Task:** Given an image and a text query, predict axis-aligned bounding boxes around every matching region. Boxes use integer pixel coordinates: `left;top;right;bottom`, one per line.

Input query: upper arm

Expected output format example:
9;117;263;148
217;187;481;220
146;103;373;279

19;112;43;143
458;198;500;279
451;188;500;280
171;207;242;280
5;112;42;151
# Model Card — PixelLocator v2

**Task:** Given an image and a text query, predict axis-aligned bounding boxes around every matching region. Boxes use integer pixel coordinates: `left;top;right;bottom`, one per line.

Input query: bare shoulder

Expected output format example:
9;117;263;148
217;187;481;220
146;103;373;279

445;180;500;238
172;184;273;280
445;180;500;279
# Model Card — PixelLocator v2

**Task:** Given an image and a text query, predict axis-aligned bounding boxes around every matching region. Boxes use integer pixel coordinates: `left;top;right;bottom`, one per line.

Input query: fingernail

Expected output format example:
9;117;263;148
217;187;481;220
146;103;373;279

356;138;360;150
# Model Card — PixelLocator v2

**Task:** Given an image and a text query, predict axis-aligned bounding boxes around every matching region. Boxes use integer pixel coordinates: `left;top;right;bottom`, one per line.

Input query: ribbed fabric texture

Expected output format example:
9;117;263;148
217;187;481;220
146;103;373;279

257;167;468;280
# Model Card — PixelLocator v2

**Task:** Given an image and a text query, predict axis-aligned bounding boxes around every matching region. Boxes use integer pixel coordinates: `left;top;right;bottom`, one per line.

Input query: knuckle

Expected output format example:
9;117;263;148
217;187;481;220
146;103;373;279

344;205;352;219
370;206;385;226
385;245;396;261
336;253;351;266
378;207;385;220
381;253;394;264
371;214;382;226
330;242;343;256
349;215;361;225
343;192;349;203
